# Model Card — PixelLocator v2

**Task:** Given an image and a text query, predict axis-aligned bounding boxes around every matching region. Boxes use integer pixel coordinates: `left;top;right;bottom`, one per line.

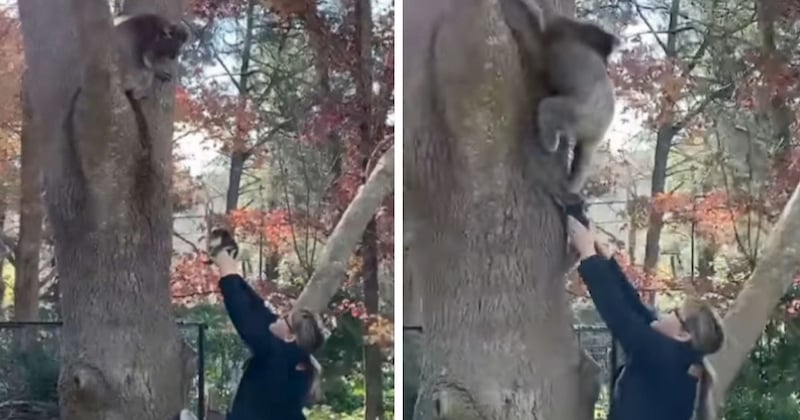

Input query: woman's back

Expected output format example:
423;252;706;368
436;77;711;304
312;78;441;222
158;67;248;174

227;341;313;420
611;339;699;420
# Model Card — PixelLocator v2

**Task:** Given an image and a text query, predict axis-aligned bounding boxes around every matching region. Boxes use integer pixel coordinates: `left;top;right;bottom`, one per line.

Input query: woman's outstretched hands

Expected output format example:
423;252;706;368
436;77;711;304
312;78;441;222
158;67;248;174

211;250;240;277
566;216;597;261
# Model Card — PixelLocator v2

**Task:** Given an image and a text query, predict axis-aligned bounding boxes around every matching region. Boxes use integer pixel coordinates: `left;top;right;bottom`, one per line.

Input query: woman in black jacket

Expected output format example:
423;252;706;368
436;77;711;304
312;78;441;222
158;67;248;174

566;216;724;420
209;234;328;420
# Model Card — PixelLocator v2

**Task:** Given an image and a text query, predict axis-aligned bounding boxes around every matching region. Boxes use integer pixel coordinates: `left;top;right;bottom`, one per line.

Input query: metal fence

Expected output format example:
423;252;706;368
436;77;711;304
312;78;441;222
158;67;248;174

0;321;616;419
0;321;207;420
575;324;620;417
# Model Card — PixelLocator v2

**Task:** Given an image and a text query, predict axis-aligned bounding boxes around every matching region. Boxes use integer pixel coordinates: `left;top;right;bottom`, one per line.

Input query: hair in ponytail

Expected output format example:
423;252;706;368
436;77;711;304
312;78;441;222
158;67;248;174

304;355;323;407
691;359;718;420
681;298;724;420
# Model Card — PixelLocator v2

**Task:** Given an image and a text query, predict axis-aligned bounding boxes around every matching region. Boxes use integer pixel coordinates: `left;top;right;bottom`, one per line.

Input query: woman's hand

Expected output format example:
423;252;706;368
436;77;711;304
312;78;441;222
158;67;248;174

594;239;614;259
211;250;241;277
566;216;597;260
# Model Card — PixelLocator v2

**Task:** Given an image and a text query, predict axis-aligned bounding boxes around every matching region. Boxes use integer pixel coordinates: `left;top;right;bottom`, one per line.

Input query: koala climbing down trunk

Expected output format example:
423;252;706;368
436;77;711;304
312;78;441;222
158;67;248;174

537;16;619;194
113;13;189;100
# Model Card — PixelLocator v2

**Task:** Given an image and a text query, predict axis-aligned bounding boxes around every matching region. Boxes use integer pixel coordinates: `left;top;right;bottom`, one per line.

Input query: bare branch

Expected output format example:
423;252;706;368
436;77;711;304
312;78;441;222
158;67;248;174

294;145;394;312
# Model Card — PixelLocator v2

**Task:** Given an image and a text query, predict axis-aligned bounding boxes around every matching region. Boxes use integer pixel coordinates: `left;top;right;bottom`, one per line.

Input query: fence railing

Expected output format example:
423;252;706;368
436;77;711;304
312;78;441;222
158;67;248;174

0;321;207;420
0;321;617;419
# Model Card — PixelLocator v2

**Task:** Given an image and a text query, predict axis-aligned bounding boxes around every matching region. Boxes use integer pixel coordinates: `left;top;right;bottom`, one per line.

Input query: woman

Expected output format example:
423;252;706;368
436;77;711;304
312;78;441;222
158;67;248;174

210;237;328;420
566;216;724;420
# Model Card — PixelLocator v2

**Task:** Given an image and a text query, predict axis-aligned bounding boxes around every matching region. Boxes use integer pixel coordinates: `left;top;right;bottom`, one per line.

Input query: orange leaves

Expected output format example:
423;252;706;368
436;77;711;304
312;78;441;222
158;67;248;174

184;86;262;155
170;254;221;305
227;208;317;253
365;315;393;348
651;191;742;243
262;0;315;17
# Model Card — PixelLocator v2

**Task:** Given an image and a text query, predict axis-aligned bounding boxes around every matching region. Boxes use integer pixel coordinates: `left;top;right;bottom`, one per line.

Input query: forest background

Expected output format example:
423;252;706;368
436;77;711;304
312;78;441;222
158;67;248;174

0;0;395;419
572;0;800;417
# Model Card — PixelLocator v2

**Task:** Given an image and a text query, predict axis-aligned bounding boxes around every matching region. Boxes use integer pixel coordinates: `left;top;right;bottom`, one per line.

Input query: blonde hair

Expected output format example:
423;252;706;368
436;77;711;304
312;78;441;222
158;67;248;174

289;309;329;406
681;298;724;420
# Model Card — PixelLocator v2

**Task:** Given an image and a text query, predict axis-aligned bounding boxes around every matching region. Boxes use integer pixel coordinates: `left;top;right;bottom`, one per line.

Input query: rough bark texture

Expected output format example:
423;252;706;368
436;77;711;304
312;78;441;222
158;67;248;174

708;182;800;407
16;1;194;419
13;76;44;329
294;146;394;312
404;0;599;418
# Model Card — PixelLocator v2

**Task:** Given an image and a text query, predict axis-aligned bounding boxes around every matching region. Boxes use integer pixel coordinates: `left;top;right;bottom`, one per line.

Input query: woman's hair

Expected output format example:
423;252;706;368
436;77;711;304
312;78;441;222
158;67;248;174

290;309;327;353
289;309;329;406
681;298;724;420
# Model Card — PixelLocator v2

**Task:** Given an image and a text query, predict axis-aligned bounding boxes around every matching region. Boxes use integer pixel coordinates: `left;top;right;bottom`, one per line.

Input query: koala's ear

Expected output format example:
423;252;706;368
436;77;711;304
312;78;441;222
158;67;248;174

575;22;619;59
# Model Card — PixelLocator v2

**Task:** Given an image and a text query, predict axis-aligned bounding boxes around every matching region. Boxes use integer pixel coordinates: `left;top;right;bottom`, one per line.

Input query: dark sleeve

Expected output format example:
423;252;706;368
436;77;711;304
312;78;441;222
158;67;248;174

219;274;280;355
607;258;657;324
578;256;677;362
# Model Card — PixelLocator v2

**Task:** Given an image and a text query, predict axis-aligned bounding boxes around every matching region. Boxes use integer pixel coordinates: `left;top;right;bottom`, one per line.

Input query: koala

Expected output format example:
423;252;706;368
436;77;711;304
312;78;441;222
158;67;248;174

207;228;239;260
113;13;189;100
537;16;619;194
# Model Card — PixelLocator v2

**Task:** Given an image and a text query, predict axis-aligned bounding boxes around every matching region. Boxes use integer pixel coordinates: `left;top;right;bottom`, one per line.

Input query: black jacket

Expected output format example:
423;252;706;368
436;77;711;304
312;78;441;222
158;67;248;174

219;274;313;420
578;255;702;420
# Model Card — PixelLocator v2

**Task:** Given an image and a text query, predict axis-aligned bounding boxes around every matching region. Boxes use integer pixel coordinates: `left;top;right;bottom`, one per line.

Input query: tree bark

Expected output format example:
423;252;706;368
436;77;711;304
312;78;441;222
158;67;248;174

362;218;384;420
403;216;424;420
17;1;194;419
225;0;256;214
13;75;44;332
641;0;681;304
405;0;599;418
755;0;793;154
708;182;800;407
0;192;7;317
294;145;394;312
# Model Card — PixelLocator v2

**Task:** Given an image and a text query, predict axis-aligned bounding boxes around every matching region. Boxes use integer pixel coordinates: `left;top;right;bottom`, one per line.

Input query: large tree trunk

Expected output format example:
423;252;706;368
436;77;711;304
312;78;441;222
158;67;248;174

709;182;800;407
405;0;598;418
17;1;194;419
13;76;44;331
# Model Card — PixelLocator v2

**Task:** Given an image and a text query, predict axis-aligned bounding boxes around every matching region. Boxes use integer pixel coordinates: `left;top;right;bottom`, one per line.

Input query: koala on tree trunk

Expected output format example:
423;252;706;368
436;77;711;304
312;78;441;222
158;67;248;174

404;0;607;418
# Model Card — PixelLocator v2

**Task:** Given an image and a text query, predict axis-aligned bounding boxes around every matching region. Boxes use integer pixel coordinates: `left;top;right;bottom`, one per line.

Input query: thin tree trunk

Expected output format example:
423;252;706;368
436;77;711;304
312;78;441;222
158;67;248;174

0;192;7;318
294;146;394;312
641;0;681;305
709;182;800;406
755;0;793;154
402;216;423;420
354;0;383;417
13;76;44;334
362;218;384;420
226;152;247;212
225;0;256;215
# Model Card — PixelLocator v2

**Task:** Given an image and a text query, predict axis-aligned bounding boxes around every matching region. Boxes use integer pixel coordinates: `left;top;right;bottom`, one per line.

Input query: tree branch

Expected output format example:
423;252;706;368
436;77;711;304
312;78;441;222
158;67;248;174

632;1;669;54
709;180;800;401
294;145;395;312
674;83;734;130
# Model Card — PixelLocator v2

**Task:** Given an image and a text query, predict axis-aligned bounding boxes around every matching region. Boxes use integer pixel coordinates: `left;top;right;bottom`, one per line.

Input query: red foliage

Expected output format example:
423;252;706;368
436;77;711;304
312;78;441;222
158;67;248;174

186;85;262;155
227;208;325;254
189;0;251;19
170;253;221;305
